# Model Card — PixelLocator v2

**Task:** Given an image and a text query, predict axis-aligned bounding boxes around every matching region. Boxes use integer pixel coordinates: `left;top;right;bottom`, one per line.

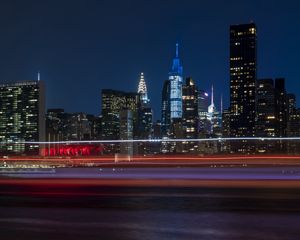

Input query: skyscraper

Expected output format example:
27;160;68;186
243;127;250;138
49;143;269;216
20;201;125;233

256;79;276;138
137;72;150;107
161;80;171;137
274;78;288;153
136;72;153;139
255;79;277;153
230;23;257;138
119;109;133;156
287;93;296;118
221;109;231;153
222;109;231;137
169;43;183;120
0;80;45;154
206;85;222;136
182;77;198;153
207;85;215;133
101;89;139;140
46;110;98;142
198;90;209;134
287;108;300;154
255;78;290;153
274;78;287;138
138;107;153;138
229;23;257;153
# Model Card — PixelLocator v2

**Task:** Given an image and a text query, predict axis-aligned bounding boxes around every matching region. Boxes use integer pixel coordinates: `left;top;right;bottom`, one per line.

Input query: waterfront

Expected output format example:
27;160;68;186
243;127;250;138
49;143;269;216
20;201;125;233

1;166;300;239
1;186;300;240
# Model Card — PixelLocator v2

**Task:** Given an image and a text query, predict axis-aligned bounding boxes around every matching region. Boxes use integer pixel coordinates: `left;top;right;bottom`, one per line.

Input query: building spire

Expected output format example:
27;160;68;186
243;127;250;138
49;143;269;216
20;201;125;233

137;72;147;94
170;42;183;76
211;85;214;106
221;94;223;113
137;72;149;106
37;71;40;81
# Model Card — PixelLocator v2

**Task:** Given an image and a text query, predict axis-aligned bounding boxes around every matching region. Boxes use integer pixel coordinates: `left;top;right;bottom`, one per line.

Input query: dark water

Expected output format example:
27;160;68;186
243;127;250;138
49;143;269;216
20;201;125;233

1;186;300;240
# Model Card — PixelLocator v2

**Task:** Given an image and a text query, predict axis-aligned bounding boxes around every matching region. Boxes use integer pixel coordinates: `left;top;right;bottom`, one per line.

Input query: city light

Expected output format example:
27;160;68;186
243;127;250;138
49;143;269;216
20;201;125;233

0;2;299;240
2;136;300;145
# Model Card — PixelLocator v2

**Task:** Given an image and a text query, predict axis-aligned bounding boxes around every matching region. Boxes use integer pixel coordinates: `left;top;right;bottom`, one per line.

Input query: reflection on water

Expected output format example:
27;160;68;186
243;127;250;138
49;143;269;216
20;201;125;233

1;187;300;239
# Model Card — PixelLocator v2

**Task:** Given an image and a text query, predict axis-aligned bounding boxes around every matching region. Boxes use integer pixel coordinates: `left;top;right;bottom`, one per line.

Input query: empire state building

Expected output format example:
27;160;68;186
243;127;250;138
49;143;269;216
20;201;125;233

169;43;183;120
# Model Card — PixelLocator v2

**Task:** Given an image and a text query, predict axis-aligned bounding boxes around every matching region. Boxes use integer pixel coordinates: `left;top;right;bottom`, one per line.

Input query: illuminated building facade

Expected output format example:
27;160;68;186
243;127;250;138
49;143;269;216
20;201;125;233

222;109;231;137
229;23;257;153
138;107;153;138
67;113;92;140
101;89;139;140
255;78;291;153
182;77;198;153
45;109;102;156
274;78;287;138
221;109;231;153
274;78;288;152
137;72;150;107
286;93;298;154
136;72;153;154
207;85;216;125
255;79;277;153
46;109;99;142
161;80;171;137
137;72;153;139
256;79;276;138
198;90;209;134
230;23;257;137
287;94;296;117
169;43;183;120
0;81;45;154
46;108;65;143
287;108;300;154
207;85;222;136
120;109;133;156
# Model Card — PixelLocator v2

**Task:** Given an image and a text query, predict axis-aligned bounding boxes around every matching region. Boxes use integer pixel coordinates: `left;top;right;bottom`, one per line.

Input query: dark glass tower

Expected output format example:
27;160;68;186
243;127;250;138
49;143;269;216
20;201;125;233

229;23;257;153
255;79;277;153
161;80;171;137
136;72;153;140
255;78;289;153
256;79;276;138
229;23;257;138
198;90;209;134
101;89;139;140
182;77;198;153
274;78;287;138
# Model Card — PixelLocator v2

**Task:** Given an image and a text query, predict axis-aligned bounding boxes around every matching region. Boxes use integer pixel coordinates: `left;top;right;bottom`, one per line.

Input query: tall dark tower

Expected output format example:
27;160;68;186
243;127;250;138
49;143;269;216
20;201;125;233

182;77;198;153
101;89;139;140
229;23;257;152
274;78;287;138
161;80;171;137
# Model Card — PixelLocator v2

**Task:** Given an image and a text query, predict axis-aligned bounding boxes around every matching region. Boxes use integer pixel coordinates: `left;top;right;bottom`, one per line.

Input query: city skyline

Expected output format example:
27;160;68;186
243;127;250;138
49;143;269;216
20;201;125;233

2;2;300;240
1;20;299;156
0;1;299;118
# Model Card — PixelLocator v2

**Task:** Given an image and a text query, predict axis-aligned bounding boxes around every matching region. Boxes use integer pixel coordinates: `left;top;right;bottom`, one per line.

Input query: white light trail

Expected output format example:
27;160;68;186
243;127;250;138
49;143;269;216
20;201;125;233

2;137;300;145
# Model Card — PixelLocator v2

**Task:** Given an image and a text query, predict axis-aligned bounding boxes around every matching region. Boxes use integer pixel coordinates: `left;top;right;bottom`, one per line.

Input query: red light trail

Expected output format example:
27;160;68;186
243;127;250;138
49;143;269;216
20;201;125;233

3;154;300;166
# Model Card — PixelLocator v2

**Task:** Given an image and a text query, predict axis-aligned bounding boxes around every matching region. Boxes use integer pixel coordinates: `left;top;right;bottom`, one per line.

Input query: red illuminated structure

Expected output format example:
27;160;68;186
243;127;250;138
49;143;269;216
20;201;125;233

42;144;105;156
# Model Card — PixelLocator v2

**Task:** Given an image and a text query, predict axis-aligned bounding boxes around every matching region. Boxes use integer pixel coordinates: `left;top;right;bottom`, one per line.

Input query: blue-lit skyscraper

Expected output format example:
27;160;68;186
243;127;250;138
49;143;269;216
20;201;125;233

169;43;183;119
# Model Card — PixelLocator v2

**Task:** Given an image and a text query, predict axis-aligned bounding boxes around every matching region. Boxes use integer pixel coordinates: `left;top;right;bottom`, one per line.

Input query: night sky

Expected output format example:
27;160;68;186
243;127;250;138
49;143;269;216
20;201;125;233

0;0;299;120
